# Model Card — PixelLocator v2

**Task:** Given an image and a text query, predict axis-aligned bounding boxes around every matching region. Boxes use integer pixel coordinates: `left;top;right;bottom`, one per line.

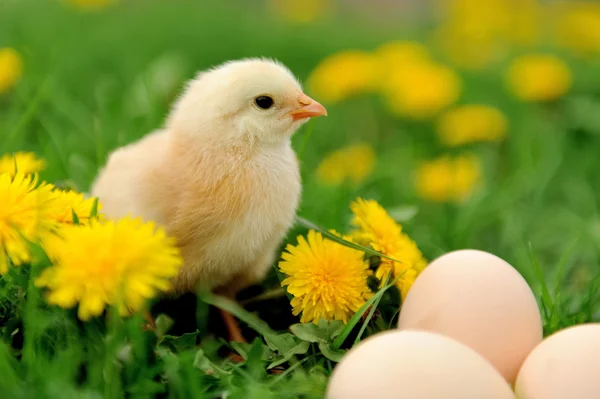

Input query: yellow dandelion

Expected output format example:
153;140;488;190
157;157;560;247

0;48;23;94
308;50;380;104
375;41;431;86
268;0;332;24
384;61;461;120
506;54;572;102
35;217;183;321
552;2;600;57
350;199;427;299
0;152;46;178
376;41;431;66
433;25;504;71
0;173;54;273
47;189;102;225
436;105;508;147
415;154;482;203
433;0;541;70
316;144;376;186
279;230;371;324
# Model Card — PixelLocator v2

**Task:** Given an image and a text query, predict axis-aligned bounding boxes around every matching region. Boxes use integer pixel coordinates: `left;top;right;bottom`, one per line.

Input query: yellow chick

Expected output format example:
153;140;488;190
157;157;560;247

91;58;327;340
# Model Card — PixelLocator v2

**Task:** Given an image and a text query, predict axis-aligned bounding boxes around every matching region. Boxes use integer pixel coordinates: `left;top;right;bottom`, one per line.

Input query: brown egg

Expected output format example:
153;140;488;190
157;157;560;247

515;323;600;399
326;330;515;399
398;249;543;384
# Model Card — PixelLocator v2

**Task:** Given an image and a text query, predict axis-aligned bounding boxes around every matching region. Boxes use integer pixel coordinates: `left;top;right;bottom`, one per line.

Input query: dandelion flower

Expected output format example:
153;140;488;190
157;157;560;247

384;61;461;120
48;189;102;225
268;0;332;24
316;144;376;186
415;154;482;203
279;230;371;324
506;54;572;102
437;104;508;147
433;0;541;69
0;152;46;178
308;50;380;104
350;199;427;299
0;48;23;94
375;41;431;86
0;173;54;273
553;2;600;57
35;217;183;321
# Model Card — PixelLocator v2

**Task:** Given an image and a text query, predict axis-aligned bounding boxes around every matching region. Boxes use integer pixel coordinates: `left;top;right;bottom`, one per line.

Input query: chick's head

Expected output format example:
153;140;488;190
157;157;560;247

167;58;327;145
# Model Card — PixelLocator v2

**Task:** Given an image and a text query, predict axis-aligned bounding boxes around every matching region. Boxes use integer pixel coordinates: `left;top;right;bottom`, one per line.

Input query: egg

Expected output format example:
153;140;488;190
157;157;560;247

398;249;543;384
515;323;600;399
326;330;515;399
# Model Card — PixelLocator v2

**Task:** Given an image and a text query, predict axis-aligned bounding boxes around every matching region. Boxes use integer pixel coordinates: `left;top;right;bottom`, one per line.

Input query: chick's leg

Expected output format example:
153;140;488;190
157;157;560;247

214;256;273;343
218;308;246;343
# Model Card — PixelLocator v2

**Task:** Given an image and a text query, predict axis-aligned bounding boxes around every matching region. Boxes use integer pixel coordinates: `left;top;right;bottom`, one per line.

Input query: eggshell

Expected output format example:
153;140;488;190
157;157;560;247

326;330;515;399
515;323;600;399
398;249;543;383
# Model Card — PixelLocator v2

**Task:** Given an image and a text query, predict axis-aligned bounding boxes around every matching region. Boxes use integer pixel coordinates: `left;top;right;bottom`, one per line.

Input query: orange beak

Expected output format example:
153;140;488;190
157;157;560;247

290;93;328;121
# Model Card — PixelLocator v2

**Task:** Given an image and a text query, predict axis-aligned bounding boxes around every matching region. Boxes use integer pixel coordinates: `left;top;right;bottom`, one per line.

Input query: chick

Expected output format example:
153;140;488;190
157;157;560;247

91;58;327;340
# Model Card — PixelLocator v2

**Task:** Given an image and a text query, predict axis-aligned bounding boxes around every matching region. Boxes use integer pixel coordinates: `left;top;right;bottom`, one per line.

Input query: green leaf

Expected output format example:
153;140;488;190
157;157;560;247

154;314;174;338
246;338;268;379
229;341;273;362
318;342;346;362
198;292;278;340
266;335;310;369
157;330;199;353
290;320;344;343
193;349;231;376
71;209;80;225
89;197;100;218
198;292;306;367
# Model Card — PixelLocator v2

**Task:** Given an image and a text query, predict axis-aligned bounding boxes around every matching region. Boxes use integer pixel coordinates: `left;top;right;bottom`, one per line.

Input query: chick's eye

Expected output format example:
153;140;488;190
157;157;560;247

255;96;274;110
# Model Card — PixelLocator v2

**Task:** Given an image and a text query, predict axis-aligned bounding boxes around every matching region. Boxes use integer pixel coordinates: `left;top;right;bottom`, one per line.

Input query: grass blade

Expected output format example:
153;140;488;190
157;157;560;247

295;217;403;264
198;292;278;339
528;242;553;322
353;273;392;345
331;275;400;351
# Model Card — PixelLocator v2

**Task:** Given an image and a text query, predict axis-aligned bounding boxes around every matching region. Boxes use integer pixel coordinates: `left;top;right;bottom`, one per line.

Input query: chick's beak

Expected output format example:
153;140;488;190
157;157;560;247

290;93;328;121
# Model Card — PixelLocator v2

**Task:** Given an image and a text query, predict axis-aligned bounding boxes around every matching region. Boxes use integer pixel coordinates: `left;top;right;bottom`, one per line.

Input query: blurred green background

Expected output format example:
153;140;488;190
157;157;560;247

2;0;600;330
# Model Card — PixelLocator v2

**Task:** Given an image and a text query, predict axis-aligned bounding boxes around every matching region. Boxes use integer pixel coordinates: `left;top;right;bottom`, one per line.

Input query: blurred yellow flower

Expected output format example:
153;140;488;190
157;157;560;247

375;41;431;85
506;54;572;102
433;26;504;70
48;189;102;225
268;0;331;24
68;0;115;10
279;230;371;324
308;50;379;104
350;198;427;299
436;105;508;147
0;174;54;273
0;48;23;94
553;1;600;57
35;217;183;321
415;154;482;203
433;0;541;69
384;61;461;120
316;144;376;186
0;152;46;178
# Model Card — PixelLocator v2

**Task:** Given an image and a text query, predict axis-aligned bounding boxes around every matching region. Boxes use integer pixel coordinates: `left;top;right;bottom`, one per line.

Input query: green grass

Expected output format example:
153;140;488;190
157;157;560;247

2;1;600;398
